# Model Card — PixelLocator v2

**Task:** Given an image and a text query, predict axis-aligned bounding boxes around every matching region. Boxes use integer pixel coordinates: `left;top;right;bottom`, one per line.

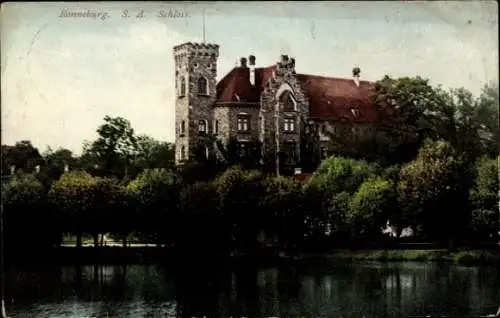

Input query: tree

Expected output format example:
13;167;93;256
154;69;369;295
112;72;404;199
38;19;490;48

2;173;54;250
214;166;265;253
134;135;175;170
348;177;396;240
41;147;80;183
82;116;138;178
177;181;228;256
475;83;499;158
303;156;379;238
48;171;100;248
260;176;305;253
1;141;44;175
469;156;499;240
127;168;182;246
397;139;465;242
370;76;446;164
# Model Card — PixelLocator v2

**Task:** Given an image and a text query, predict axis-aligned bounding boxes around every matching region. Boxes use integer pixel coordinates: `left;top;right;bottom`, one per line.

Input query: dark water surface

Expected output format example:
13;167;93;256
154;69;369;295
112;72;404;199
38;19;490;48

4;260;500;317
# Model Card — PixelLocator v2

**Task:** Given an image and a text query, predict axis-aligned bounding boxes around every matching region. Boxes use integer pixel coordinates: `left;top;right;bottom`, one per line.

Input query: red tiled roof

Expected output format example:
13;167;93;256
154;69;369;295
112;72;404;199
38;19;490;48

296;74;376;123
216;66;275;103
215;66;376;123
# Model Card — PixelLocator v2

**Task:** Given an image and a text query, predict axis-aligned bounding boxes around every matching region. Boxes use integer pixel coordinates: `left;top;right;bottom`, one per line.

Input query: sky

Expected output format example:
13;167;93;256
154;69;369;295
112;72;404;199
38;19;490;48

1;1;498;155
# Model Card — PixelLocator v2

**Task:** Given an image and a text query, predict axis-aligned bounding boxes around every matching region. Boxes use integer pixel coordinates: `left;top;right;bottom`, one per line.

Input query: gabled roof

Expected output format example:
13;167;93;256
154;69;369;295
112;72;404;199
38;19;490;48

296;74;376;123
215;65;376;123
216;66;275;103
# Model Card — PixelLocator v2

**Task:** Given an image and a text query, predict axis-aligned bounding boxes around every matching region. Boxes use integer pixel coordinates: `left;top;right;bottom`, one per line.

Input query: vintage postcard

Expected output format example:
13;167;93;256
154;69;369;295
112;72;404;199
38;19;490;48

1;1;499;317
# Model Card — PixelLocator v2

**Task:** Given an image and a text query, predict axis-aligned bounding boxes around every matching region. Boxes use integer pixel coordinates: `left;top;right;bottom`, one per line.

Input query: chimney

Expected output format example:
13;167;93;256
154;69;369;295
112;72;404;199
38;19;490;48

240;57;247;68
249;55;256;86
352;66;361;87
280;54;289;63
64;164;69;172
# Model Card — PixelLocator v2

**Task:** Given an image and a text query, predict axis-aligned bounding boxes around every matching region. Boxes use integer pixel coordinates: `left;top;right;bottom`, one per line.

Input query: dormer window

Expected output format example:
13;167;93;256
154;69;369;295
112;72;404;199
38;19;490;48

179;77;186;97
197;77;208;95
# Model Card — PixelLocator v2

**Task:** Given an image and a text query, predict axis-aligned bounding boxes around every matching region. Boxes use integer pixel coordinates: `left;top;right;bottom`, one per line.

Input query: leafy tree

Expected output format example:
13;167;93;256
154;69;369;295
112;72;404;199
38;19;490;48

2;173;54;250
134;135;175;170
397;139;465;242
306;156;379;194
41;147;80;183
303;156;379;239
177;181;228;256
1;141;44;175
214;166;265;253
48;171;100;247
469;156;499;240
82;116;138;178
261;176;305;251
474;83;499;158
127;168;182;246
348;177;396;240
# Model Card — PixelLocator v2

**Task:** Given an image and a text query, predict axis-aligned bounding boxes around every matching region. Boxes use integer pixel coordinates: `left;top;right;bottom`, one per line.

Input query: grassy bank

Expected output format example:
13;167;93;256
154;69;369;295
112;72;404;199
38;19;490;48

313;249;500;265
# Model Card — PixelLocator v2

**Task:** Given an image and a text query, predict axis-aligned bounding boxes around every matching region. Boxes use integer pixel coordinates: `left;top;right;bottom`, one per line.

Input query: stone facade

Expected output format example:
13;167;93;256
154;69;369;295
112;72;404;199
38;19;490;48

174;42;375;167
258;55;309;166
174;42;219;162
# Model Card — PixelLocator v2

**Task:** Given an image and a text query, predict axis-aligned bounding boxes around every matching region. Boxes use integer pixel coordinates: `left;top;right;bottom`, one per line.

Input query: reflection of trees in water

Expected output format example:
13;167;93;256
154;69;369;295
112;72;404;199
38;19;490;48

6;262;500;317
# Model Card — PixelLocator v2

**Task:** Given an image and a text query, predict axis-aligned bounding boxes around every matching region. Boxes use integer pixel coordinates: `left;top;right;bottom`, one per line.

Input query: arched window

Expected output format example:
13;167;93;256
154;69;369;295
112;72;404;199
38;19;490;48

281;91;296;112
179;77;186;97
198;120;207;134
180;120;186;134
214;120;219;134
197;77;208;95
180;145;186;160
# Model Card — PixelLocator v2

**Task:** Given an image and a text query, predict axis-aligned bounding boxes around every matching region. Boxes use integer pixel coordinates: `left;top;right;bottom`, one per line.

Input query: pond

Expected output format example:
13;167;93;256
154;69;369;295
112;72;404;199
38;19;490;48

4;260;500;317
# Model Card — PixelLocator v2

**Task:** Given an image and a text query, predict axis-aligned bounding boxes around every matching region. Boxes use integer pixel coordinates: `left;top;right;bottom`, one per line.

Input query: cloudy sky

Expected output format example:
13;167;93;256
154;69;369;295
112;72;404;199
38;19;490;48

1;1;498;155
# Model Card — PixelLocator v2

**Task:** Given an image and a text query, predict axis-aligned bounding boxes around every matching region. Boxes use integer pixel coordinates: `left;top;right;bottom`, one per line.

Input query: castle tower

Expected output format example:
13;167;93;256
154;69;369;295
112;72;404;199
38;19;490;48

173;42;219;164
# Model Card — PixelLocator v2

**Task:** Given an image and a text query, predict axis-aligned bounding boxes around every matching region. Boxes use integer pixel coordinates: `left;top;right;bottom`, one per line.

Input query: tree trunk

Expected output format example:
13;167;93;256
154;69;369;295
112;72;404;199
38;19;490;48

122;236;127;248
100;234;104;246
76;232;82;248
93;233;99;248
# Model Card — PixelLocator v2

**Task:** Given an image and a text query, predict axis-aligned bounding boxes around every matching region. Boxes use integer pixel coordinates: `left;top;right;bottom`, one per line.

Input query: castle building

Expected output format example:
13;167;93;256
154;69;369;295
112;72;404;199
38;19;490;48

174;42;376;169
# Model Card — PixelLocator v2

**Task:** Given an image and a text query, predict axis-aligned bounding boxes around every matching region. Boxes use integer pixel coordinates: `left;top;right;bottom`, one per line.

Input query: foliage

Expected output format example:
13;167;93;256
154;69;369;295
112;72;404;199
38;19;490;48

348;177;396;239
1;141;44;175
397;139;465;240
2;173;56;248
306;156;379;194
469;156;499;239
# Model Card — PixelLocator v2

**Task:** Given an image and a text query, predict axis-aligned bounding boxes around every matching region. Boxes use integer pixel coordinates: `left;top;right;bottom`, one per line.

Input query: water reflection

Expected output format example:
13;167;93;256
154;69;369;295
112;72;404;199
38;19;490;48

5;262;500;317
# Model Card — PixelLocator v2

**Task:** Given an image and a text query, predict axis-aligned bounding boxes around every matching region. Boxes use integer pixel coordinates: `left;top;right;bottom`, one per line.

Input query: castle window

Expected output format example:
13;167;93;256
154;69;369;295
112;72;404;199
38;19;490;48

321;123;327;134
197;77;208;95
198;120;207;135
284;118;295;132
214;120;219;134
283;142;296;163
180;145;186;161
237;142;248;158
237;116;250;132
179;77;186;97
282;91;296;112
180;120;186;134
321;147;328;159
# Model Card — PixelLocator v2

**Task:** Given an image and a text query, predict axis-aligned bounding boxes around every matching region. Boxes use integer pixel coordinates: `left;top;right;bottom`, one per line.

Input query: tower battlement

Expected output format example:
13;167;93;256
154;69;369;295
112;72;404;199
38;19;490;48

173;42;219;58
